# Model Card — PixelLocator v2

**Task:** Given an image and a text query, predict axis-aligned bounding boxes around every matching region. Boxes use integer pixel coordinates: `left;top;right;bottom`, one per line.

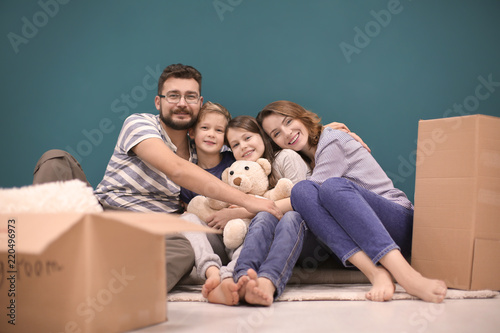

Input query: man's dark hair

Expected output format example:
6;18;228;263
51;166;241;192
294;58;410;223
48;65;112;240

157;64;202;94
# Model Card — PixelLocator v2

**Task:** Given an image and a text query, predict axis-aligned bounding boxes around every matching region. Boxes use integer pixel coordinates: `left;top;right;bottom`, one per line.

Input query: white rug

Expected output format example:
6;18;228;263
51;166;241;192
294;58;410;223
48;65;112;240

168;284;499;302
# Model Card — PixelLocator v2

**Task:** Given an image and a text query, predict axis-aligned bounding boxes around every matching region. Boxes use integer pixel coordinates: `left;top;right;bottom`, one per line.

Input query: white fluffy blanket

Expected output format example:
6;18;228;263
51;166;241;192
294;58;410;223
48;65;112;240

0;179;103;213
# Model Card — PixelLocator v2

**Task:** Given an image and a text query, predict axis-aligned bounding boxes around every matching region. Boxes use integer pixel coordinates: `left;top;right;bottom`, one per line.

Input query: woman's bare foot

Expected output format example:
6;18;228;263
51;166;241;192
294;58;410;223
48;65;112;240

365;266;395;302
396;271;447;303
202;266;221;298
347;252;394;302
380;250;447;303
244;269;275;306
206;278;240;305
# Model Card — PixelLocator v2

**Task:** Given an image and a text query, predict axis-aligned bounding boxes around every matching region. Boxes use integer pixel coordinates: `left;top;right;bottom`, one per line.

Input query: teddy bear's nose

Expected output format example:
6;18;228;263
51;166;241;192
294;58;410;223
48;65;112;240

233;177;242;186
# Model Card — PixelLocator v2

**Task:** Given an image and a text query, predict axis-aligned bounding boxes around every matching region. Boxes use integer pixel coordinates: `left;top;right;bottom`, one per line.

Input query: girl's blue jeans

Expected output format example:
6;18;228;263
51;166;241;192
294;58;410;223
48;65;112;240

233;210;307;298
290;177;414;267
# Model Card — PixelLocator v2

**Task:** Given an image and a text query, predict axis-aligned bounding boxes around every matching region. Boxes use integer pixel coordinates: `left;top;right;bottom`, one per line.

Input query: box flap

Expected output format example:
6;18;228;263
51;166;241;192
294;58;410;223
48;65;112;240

89;211;220;235
0;212;220;256
0;213;85;255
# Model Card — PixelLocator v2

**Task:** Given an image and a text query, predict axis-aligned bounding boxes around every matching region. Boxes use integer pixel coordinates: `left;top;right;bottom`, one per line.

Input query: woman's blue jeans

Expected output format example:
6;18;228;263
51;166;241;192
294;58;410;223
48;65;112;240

291;177;414;267
233;211;306;298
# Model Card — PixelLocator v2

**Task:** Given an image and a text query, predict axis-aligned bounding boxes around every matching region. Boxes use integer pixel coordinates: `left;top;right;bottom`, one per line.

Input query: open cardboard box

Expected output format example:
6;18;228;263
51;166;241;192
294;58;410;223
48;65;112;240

412;114;500;291
0;211;217;333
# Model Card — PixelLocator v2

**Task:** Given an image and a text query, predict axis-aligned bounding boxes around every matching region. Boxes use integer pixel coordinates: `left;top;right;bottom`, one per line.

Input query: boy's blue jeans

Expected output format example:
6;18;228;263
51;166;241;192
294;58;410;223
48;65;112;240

291;177;414;267
233;211;306;298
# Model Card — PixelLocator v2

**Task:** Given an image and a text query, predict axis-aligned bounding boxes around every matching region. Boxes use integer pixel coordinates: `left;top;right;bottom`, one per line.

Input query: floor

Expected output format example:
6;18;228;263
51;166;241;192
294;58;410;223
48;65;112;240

130;293;500;333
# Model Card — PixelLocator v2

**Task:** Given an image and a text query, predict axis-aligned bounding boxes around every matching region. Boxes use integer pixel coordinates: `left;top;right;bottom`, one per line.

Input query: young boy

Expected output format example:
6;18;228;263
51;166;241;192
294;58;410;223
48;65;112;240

180;101;242;305
180;101;235;205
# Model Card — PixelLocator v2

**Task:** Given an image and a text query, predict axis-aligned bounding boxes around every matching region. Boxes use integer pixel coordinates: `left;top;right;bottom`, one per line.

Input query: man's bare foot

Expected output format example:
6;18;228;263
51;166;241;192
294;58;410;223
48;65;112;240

202;266;221;298
365;266;395;302
206;278;239;305
396;271;447;303
244;269;275;306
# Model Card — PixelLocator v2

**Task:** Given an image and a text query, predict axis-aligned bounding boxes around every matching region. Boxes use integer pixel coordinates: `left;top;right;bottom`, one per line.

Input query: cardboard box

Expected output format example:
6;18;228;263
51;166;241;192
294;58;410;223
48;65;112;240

412;114;500;290
0;212;215;333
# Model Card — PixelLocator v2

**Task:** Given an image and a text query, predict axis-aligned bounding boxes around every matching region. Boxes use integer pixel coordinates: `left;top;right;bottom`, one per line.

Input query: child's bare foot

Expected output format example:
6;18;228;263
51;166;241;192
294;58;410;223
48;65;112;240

236;275;250;301
206;278;239;305
365;266;395;302
202;266;221;298
397;271;447;303
244;269;275;306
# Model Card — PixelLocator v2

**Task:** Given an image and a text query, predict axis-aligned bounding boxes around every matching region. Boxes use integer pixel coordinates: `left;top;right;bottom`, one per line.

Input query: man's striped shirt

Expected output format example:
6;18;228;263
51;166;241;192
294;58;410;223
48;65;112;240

94;113;197;213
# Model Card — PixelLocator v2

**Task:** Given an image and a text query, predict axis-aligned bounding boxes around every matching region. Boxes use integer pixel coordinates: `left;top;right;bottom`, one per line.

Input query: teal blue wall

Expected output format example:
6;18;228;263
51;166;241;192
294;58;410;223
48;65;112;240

1;0;500;202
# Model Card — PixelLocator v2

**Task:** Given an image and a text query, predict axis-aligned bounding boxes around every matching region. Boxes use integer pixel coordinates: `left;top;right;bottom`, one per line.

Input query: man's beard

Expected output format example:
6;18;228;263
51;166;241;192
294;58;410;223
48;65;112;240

160;106;197;130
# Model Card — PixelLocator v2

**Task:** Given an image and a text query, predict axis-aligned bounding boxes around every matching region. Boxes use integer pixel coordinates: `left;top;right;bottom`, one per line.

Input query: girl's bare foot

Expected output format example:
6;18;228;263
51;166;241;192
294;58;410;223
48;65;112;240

202;266;221;298
206;278;239;305
365;266;395;302
244;269;275;306
236;275;249;301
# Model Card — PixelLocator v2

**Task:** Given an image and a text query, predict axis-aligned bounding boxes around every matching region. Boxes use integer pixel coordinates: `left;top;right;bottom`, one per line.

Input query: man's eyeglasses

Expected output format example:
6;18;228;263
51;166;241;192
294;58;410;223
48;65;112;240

159;92;200;104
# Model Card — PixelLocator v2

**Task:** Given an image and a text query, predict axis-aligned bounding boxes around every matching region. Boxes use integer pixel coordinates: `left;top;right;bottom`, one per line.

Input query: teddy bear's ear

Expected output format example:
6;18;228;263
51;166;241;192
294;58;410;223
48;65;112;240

221;167;230;183
256;158;272;176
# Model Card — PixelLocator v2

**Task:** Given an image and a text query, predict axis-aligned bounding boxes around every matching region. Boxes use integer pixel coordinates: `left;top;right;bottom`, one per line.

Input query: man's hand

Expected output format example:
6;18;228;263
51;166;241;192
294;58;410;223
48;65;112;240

244;196;283;220
324;122;371;153
347;131;371;153
325;122;350;132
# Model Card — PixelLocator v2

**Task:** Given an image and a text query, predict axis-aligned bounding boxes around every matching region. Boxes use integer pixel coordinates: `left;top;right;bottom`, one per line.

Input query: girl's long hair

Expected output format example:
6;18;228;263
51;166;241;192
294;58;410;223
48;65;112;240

226;115;279;188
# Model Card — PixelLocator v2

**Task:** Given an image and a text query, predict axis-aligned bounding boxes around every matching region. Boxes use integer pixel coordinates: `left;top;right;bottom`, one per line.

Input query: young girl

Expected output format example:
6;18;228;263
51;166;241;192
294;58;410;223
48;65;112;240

256;100;448;303
223;115;311;306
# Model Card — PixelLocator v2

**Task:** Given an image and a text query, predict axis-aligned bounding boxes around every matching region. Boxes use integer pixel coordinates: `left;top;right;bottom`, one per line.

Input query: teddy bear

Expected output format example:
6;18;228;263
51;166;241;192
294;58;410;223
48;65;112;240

187;158;293;249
